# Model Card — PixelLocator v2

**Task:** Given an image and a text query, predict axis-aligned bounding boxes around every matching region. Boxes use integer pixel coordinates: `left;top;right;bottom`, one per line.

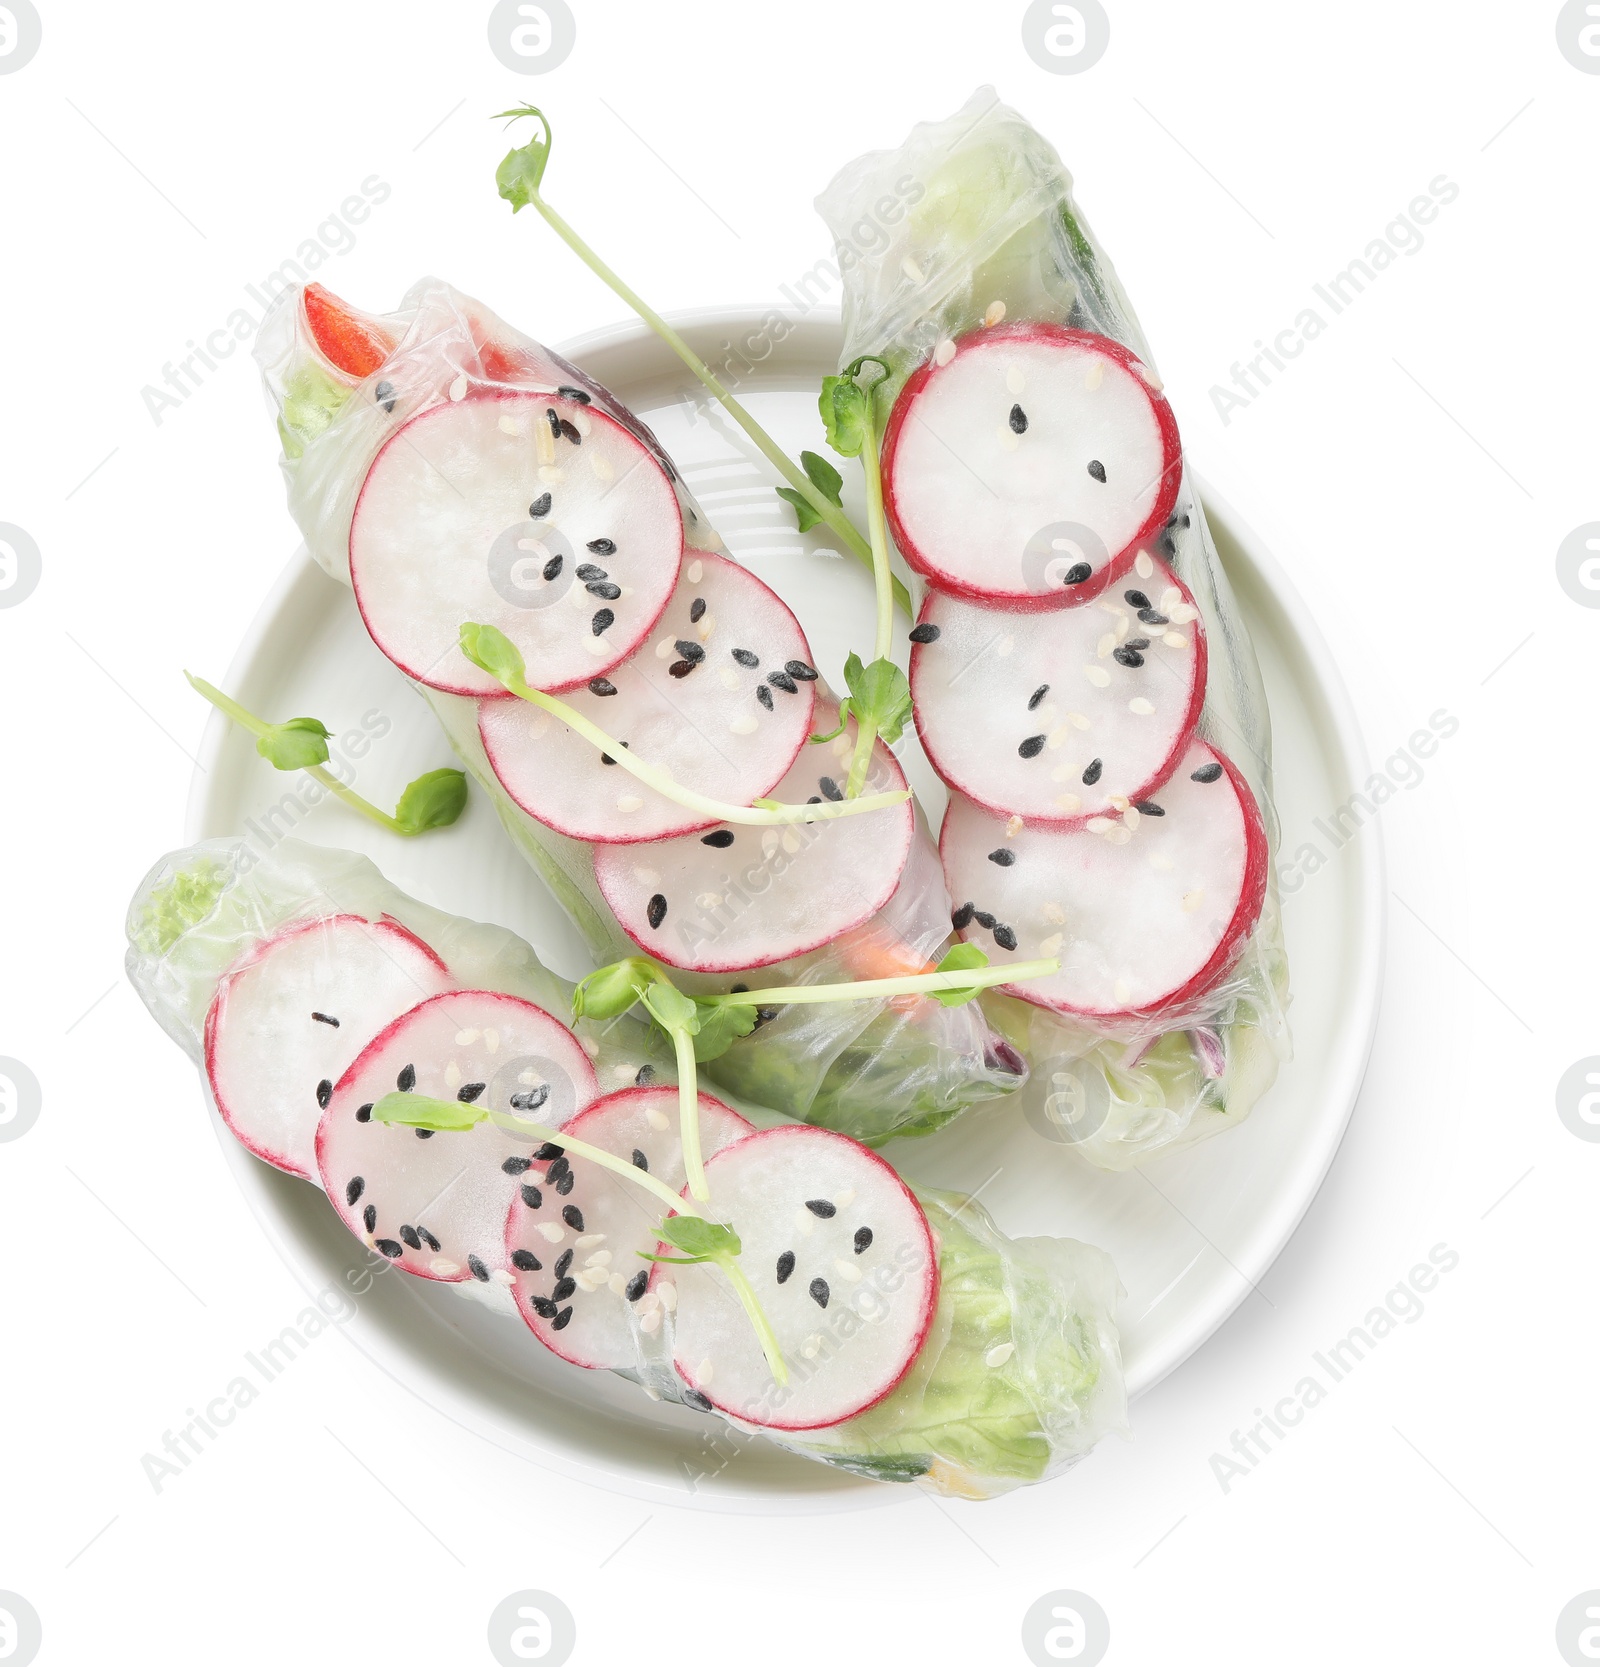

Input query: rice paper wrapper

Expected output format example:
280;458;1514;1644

255;276;1027;1143
817;89;1291;1168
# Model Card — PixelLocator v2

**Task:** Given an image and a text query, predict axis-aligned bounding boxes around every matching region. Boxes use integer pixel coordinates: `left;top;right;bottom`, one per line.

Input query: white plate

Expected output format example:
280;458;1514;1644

188;310;1383;1512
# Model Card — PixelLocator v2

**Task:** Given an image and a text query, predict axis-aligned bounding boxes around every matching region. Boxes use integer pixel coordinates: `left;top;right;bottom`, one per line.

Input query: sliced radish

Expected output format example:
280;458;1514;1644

506;1087;754;1369
910;556;1205;825
349;390;683;696
316;990;599;1282
662;1125;938;1432
882;324;1182;606
479;552;817;844
940;740;1268;1020
592;702;915;972
203;914;451;1180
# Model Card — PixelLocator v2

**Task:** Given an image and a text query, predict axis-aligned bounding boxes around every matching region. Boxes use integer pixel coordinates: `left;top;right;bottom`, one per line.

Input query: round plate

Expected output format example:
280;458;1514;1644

188;309;1382;1512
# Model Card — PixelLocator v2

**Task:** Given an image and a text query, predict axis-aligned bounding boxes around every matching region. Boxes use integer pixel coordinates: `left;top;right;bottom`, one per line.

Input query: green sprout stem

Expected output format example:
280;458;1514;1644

187;674;407;835
706;959;1060;1007
670;1024;708;1202
476;644;909;828
498;108;909;618
847;413;895;798
720;1257;788;1387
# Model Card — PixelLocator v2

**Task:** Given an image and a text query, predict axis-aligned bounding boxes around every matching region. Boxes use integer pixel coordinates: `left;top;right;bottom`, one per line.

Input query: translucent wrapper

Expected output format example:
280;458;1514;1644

817;89;1291;1169
254;276;1025;1142
124;836;655;1109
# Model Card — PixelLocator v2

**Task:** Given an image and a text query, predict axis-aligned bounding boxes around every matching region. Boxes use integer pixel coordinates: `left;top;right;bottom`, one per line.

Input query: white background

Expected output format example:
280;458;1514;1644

0;2;1595;1663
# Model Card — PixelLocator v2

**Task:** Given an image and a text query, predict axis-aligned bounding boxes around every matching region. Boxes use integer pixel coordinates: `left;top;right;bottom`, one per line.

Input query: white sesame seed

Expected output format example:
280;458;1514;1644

1053;793;1082;814
491;1267;515;1287
1087;817;1116;834
1041;901;1066;925
1006;366;1026;395
1085;665;1111;688
1067;711;1090;731
1108;794;1130;812
834;1188;856;1209
1113;978;1133;1003
645;1106;670;1131
1123;805;1141;830
1135;550;1154;579
761;829;780;857
687;559;704;583
832;1259;863;1283
448;374;468;402
484;1028;499;1053
1106;825;1133;846
455;1029;479;1046
1163;632;1189;650
637;1290;661;1317
590;453;614;482
585;1249;611;1268
633;871;662;893
1169;603;1198;626
443;1060;462;1090
1182;889;1205;912
585;635;613;657
537;1223;565;1244
431;1258;460;1277
572;409;593;437
903;256;927;284
609;1271;628;1296
580;1035;599;1057
794;1207;815;1236
498;414;522;436
518;1068;541;1086
1005;814;1023;838
934;337;956;366
1038;933;1063;956
538;465;564;484
657;1281;677;1312
1136;361;1163;391
640;1307;662;1334
696;1358;715;1384
729;713;758;736
575;1271;604;1293
718;666;740;691
1096;632;1116;659
1047;726;1070;750
655;637;676;660
567;583;590;611
832;734;853;761
617;794;645;812
697;614;716;641
996;429;1021;453
611;1062;635;1081
576;1233;606;1248
985;1342;1015;1368
1129;697;1156;715
1115;613;1130;643
983;299;1007;326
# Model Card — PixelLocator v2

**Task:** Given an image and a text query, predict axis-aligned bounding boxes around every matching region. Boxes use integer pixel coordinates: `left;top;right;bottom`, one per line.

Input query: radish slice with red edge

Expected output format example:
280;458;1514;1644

316;990;599;1281
507;1086;754;1369
939;740;1268;1019
661;1124;938;1432
479;553;817;844
909;555;1205;825
204;914;451;1180
349;389;683;696
592;701;915;972
882;324;1182;606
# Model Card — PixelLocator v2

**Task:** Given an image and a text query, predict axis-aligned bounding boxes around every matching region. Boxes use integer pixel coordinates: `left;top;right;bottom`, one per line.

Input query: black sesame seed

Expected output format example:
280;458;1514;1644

1018;735;1046;759
503;1156;534;1177
312;1011;339;1028
809;1277;831;1309
345;1177;365;1207
1160;532;1177;556
1028;685;1049;711
535;1142;564;1161
755;684;773;710
520;1183;543;1209
788;663;820;686
689;597;707;623
993;924;1019;951
558;418;582;446
557;385;591;405
756;1006;779;1024
909;623;940;644
551;1276;577;1302
575;563;607;582
646;894;667;930
767;670;798;694
418;1226;440;1251
1137;608;1168;626
988;848;1016;867
730;984;748;993
529;493;552;519
625;1270;649;1302
546;408;561;440
397;1064;416;1092
530;1296;559;1319
562;1205;585;1232
776;1251;796;1284
376;1239;405;1260
675;640;706;664
634;1064;656;1086
1192;762;1224;783
588;677;617;697
807;796;821;805
973;909;996;930
512;1248;542;1272
683;1389;713;1412
456;1082;486;1103
805;1199;837;1219
854;1227;873;1254
819;777;843;802
555;1171;575;1196
1124;590;1151;609
552;1306;573;1332
701;829;735;848
631;1148;649;1171
731;648;760;668
355;1102;372;1124
468;1254;490;1282
554;1249;574;1278
316;1078;333;1110
1082;758;1103;786
1125;638;1152;655
587;580;622;600
1088;459;1107;483
511;1085;550;1112
591;608;615;636
400;1225;421;1250
1009;404;1028;434
1113;646;1145;668
546;1155;571;1186
587;538;617;556
1063;562;1093;586
542;553;563;581
951;902;975;930
668;661;694;679
415;1129;434;1140
363;1204;377;1233
1133;800;1165;816
375;380;396;414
